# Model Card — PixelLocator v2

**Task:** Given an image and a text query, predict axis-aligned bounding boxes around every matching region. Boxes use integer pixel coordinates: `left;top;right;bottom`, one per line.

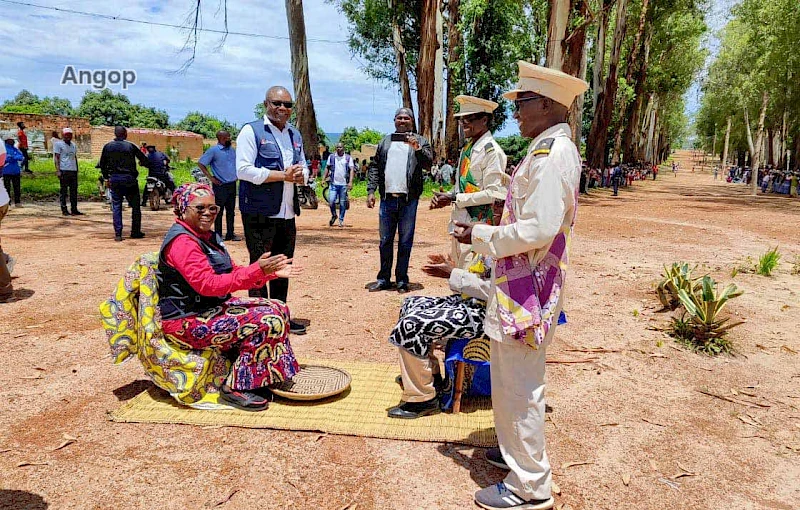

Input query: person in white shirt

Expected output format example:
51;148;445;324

236;86;309;335
454;62;588;510
323;142;355;227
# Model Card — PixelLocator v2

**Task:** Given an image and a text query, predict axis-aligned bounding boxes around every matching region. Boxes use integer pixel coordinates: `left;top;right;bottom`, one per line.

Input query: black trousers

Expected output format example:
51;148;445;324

242;213;296;303
213;181;237;238
3;175;20;204
59;172;79;212
20;148;29;173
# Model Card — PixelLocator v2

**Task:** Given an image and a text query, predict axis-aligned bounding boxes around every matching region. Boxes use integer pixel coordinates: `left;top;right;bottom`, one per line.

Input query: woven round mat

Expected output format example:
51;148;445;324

272;365;352;401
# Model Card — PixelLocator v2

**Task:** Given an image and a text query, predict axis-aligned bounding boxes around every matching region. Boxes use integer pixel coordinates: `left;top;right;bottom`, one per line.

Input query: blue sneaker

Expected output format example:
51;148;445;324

474;483;554;510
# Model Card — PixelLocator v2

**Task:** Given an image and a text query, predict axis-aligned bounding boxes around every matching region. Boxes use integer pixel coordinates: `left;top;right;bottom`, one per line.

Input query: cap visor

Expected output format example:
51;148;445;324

502;89;523;100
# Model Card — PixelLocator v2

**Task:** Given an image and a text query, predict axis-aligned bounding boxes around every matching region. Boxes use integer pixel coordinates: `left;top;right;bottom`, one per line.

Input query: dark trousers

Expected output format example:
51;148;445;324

109;175;142;236
378;195;418;286
213;181;237;238
242;213;295;303
612;179;619;196
20;148;29;173
59;172;79;212
3;175;21;204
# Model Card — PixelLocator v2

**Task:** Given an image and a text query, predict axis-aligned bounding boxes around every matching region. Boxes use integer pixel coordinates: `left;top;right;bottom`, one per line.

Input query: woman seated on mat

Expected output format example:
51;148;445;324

387;198;504;419
158;183;303;411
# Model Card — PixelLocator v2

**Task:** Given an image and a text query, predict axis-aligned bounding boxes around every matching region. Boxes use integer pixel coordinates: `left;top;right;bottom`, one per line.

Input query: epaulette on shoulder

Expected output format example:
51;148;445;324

532;138;555;157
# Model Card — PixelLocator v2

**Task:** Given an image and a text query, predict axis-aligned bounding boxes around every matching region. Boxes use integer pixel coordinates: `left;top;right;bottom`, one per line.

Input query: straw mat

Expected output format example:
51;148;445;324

109;359;497;446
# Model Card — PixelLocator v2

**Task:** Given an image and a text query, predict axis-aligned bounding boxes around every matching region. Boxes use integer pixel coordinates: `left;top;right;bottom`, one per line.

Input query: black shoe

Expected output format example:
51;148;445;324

71;210;84;216
219;386;269;411
225;234;243;242
329;215;336;226
397;283;410;294
114;234;123;242
387;398;440;419
289;320;307;335
130;232;146;239
485;447;510;470
368;281;392;292
62;209;70;216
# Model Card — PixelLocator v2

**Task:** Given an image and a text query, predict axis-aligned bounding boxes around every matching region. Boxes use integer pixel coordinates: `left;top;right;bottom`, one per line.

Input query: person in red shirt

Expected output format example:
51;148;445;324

157;183;305;410
16;122;30;174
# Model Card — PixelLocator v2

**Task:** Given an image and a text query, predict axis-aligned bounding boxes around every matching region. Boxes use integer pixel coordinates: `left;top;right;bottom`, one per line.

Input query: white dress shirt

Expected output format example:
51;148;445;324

236;115;309;219
332;153;353;185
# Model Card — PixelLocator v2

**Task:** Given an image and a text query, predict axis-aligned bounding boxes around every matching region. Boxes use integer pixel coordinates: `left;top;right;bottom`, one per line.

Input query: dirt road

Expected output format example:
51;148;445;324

1;151;798;509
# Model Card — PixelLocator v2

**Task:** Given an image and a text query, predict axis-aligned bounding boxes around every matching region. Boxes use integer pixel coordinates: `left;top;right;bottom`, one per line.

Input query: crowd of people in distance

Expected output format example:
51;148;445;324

722;165;800;197
579;161;658;196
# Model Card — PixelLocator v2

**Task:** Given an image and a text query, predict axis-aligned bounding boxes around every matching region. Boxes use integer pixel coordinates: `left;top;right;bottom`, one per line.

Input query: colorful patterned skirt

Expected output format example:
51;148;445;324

161;297;299;391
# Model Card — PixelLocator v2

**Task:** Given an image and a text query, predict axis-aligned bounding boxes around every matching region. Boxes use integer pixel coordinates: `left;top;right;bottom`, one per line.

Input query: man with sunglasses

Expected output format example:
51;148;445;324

366;107;433;294
452;62;588;510
236;86;309;335
430;95;507;268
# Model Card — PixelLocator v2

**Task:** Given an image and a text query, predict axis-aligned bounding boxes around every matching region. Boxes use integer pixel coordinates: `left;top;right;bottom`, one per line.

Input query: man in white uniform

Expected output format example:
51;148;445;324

453;62;588;510
431;95;507;268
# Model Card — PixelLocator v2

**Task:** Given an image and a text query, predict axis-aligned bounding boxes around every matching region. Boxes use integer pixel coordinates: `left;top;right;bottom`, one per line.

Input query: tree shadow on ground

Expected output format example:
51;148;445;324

3;288;35;303
436;443;506;489
0;490;48;510
363;281;425;292
113;380;154;401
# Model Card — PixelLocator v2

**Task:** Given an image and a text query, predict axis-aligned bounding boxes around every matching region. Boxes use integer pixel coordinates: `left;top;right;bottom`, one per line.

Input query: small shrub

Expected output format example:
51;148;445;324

669;276;744;355
657;263;701;310
791;255;800;276
756;247;781;276
731;256;755;277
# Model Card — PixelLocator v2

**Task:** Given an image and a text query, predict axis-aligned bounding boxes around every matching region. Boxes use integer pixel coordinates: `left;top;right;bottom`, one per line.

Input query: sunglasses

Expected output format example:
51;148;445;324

189;204;220;215
458;113;485;123
269;100;294;109
512;95;545;112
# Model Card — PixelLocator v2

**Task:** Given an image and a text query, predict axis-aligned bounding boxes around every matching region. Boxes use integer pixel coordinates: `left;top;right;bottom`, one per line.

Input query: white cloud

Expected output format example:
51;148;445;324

0;0;401;132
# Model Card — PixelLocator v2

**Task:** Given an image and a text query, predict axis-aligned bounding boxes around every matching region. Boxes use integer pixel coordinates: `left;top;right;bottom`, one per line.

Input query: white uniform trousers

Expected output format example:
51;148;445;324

491;335;553;501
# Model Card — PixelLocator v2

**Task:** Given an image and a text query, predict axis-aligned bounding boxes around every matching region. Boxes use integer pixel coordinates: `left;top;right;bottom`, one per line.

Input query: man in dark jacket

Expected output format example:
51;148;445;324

141;145;175;206
97;126;151;241
366;108;433;293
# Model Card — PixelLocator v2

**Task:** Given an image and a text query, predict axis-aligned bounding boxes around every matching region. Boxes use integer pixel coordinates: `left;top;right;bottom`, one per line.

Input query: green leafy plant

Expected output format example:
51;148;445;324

671;276;744;355
756;247;781;276
656;263;701;310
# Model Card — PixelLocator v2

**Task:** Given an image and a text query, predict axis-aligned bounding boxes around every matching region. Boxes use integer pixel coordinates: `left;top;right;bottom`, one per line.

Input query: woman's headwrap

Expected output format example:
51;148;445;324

172;182;213;217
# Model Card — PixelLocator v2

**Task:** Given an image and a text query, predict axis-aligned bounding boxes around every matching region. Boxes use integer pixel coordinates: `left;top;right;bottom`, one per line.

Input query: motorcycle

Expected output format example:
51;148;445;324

145;172;174;211
298;178;319;210
322;181;350;210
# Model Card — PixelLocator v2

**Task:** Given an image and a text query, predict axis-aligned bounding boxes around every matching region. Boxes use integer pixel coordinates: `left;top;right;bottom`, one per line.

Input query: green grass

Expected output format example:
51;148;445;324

20;158;450;200
756;247;781;276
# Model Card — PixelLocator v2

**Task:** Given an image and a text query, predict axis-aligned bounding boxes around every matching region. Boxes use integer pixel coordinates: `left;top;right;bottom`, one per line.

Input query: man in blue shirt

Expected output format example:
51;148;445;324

198;130;241;241
2;137;24;206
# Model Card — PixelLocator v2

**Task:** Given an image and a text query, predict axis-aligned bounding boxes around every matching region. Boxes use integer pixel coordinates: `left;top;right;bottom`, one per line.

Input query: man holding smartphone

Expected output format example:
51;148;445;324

236;86;309;335
366;108;433;293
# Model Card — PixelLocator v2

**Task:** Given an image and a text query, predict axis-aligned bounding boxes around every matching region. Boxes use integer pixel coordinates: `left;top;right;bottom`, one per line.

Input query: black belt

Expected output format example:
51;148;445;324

387;192;407;198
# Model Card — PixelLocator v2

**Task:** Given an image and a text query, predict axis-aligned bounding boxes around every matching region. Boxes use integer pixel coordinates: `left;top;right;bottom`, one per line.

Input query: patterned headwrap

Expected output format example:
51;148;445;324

172;182;213;217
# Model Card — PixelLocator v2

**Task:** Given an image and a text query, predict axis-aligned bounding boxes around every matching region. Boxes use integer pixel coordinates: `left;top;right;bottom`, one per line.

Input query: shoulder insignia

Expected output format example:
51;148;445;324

532;138;555;157
485;145;495;154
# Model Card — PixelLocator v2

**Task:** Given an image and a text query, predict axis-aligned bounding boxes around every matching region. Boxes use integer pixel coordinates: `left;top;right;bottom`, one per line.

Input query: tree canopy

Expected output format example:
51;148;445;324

175;112;239;138
337;126;384;153
1;90;76;116
77;89;169;129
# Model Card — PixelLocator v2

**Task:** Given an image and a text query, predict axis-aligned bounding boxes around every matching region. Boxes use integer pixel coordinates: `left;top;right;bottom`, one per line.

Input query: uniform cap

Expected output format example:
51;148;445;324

453;95;498;117
503;61;589;107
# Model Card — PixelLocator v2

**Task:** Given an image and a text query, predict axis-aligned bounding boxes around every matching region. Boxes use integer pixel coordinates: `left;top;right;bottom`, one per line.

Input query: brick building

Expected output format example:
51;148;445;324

91;126;204;160
0;112;92;154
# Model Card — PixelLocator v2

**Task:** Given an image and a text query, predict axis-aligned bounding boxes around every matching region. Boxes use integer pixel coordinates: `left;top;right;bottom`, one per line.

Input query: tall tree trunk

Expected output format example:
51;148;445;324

592;1;612;112
285;0;319;153
711;124;717;157
744;107;756;159
721;116;731;166
636;92;654;161
432;4;445;160
778;109;788;168
766;128;774;166
561;1;590;145
390;0;414;115
444;0;463;163
545;0;571;70
586;0;628;168
611;0;649;164
622;27;652;162
416;0;439;142
749;91;769;195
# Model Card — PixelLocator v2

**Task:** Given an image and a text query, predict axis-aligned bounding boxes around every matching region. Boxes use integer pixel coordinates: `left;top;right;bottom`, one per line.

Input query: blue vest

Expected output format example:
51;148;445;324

239;120;304;216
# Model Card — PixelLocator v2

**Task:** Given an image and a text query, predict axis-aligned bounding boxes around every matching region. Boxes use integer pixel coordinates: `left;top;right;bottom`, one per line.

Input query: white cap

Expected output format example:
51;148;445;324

503;61;589;107
62;127;73;134
453;95;498;117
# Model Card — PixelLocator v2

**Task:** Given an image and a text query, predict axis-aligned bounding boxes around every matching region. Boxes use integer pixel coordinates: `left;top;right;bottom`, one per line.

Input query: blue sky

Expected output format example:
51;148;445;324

0;0;732;137
0;0;403;134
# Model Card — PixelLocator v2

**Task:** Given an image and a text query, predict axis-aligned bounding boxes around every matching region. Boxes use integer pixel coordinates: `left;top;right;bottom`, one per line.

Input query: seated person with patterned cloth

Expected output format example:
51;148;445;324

387;197;505;419
158;183;303;411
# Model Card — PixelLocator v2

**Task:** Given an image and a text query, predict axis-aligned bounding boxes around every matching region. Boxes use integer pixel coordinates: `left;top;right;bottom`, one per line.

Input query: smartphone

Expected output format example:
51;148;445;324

390;132;408;142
